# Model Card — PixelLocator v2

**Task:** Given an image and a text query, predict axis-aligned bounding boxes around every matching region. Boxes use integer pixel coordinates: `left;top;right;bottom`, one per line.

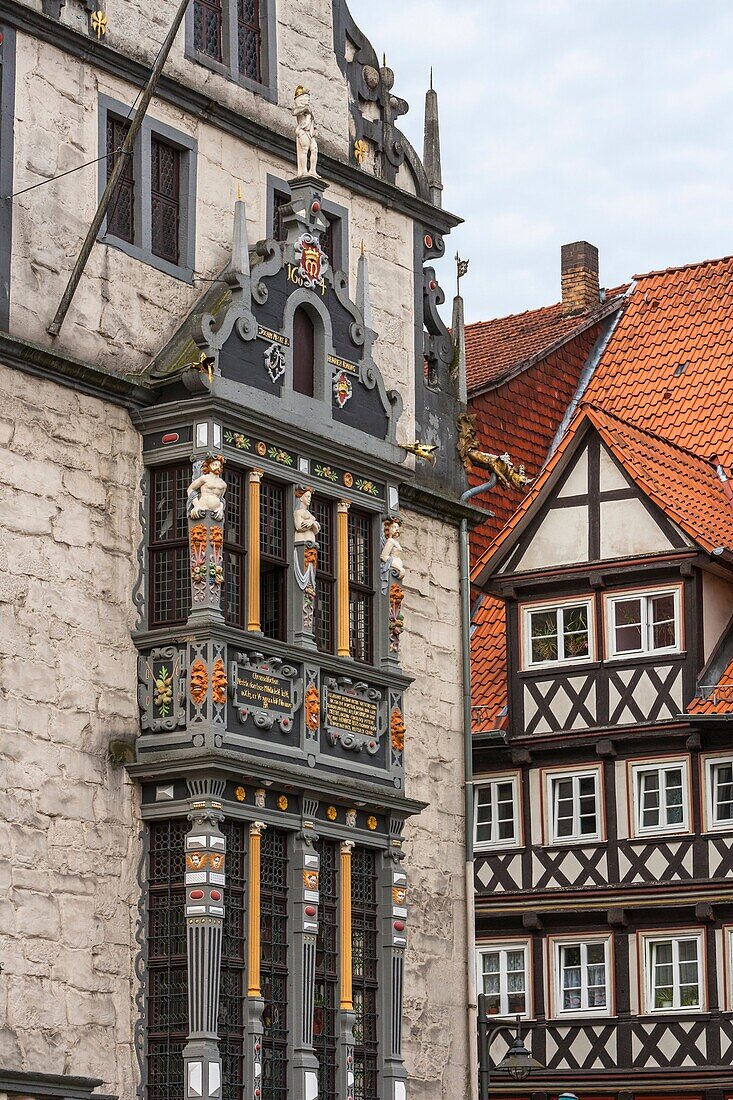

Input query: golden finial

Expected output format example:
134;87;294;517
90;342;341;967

360;240;365;257
236;182;242;201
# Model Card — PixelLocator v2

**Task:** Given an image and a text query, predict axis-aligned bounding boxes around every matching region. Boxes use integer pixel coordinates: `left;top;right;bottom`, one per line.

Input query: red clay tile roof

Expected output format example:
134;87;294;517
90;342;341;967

466;291;626;393
468;322;608;565
584;256;733;468
688;657;733;715
470;595;507;732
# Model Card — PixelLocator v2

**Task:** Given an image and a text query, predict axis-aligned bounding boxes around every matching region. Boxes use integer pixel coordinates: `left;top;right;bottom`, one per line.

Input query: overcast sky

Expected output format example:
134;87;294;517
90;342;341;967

348;0;733;323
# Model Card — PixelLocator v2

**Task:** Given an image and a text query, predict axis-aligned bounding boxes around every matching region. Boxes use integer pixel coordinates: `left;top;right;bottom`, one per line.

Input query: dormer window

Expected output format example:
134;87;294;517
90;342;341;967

521;597;594;670
605;586;681;658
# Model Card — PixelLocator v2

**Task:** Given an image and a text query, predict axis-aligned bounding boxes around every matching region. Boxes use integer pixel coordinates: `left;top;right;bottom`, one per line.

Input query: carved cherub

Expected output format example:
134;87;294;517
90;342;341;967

381;518;406;582
294;486;321;545
187;454;226;520
293;85;319;177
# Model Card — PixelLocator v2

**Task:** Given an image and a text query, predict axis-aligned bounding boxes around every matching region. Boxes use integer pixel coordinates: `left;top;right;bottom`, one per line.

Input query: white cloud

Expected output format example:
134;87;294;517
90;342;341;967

346;0;733;320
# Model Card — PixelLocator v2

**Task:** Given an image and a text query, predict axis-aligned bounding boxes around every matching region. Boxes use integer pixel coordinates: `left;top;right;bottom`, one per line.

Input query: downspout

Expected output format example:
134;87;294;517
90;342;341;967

459;474;497;1100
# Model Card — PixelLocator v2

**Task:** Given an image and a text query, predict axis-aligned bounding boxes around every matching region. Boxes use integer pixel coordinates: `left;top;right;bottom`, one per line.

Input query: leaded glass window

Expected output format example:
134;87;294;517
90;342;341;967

149;465;191;627
106;114;134;243
193;0;223;60
348;511;373;664
261;828;288;1100
313;499;335;653
352;847;378;1100
314;839;339;1100
151;136;181;265
260;480;286;640
223;467;246;628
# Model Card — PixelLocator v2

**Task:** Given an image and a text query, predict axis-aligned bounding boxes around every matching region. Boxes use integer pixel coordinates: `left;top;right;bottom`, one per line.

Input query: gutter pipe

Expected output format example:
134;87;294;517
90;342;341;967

459;473;497;1100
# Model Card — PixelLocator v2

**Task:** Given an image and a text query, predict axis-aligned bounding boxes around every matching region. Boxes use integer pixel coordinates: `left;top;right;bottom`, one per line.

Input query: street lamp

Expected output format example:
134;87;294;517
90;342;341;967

477;993;543;1100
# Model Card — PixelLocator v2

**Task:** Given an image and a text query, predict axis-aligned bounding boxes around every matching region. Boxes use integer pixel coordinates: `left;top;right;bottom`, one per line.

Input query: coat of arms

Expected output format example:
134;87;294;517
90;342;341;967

333;370;353;408
264;342;286;383
295;233;329;289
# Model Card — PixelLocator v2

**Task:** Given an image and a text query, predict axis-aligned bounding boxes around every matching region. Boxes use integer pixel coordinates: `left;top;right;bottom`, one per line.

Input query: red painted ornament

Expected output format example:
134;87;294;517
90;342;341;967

210;889;222;901
424;234;433;248
189;890;204;900
394;920;405;932
311;200;321;213
429;280;437;291
305;905;317;916
161;432;179;444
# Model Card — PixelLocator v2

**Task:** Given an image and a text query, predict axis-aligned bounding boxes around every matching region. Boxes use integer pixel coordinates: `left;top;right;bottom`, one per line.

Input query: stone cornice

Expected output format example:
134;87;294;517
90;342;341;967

0;0;462;234
400;482;490;529
0;330;155;409
0;1069;115;1100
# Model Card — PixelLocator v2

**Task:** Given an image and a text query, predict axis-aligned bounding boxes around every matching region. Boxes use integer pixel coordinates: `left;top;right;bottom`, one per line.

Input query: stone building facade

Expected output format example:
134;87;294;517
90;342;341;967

0;2;473;1098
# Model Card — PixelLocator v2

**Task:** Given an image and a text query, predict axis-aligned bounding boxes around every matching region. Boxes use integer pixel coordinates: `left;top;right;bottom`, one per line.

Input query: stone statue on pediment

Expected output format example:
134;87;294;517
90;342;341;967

294;486;321;545
293;85;319;178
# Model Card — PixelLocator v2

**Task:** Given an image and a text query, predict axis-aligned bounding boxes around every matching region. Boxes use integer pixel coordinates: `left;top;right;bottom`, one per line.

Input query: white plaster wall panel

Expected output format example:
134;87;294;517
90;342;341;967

398;510;469;1100
615;759;630;839
702;571;733;662
513;505;587;571
627;932;639;1015
0;365;141;1094
600;497;674;559
557;445;588;497
529;768;542;845
599;443;631;491
10;34;417;436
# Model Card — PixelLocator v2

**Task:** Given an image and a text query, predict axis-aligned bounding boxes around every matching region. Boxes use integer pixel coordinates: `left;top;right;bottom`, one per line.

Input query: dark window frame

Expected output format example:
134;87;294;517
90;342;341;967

185;0;277;101
149;464;191;628
223;466;247;629
260;478;287;641
98;94;197;282
314;838;339;1100
348;509;375;665
313;498;335;654
267;175;349;272
351;846;379;1100
260;827;289;1100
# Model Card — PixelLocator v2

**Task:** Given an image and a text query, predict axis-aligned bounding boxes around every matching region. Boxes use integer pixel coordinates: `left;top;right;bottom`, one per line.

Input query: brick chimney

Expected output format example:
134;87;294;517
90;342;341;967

561;241;599;315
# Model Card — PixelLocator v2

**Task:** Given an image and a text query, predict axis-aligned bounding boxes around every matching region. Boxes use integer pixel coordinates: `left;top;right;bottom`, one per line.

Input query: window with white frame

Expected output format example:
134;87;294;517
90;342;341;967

644;934;702;1012
474;777;519;848
632;760;688;835
522;599;593;669
547;770;600;843
554;939;609;1015
606;588;680;658
707;758;733;829
477;943;529;1017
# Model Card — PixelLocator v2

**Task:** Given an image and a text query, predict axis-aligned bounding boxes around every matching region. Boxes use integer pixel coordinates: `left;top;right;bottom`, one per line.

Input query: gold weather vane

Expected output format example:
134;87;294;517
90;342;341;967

455;252;469;297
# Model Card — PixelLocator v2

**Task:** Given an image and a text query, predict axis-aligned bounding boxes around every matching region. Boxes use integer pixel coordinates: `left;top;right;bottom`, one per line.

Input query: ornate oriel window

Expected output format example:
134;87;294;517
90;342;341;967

313;499;335;653
314;839;339;1100
149;464;191;627
348;511;374;664
260;480;287;640
351;847;379;1100
260;828;289;1100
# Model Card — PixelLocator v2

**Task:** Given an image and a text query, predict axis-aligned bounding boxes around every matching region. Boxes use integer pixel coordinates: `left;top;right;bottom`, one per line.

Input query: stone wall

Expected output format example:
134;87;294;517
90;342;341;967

400;509;470;1100
0;365;141;1096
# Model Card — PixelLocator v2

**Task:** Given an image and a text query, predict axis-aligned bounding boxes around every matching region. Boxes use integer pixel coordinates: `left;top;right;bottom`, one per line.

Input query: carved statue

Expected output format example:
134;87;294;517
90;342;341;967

187;454;226;520
381;518;406;583
294;487;321;545
293;85;319;177
456;413;530;490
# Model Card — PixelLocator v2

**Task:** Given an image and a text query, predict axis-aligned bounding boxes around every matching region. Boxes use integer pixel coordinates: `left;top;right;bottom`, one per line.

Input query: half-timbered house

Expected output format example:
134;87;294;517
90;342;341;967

469;254;733;1099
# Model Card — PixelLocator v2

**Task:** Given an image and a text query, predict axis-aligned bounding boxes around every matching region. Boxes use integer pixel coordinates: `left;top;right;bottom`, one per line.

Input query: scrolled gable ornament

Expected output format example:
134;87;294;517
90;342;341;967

295;233;328;289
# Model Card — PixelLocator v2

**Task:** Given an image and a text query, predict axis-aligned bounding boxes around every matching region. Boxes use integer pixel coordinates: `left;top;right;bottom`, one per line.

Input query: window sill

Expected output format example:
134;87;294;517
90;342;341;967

604;649;686;666
520;659;600;677
185;47;277;104
474;841;522;854
631;826;692;841
543;838;605;849
100;233;194;284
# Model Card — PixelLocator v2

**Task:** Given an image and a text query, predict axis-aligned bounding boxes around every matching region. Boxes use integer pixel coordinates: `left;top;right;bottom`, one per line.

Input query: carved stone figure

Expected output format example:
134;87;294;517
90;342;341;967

294;487;321;545
188;454;226;520
293;85;319;177
380;518;406;582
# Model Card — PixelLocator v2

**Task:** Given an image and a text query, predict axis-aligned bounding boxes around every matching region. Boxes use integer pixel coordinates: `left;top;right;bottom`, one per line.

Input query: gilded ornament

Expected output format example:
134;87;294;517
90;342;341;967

235;786;246;802
277;795;288;811
91;9;107;37
256;441;267;457
392;885;407;905
212;657;227;706
190;659;208;706
326;805;337;821
354;138;368;165
154;666;173;715
390;707;406;752
343;472;354;488
303;869;319;890
304;683;320;733
367;815;378;831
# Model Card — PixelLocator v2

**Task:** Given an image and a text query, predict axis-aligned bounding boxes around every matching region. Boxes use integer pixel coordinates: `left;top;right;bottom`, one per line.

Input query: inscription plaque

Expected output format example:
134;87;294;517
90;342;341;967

326;690;379;739
235;668;293;713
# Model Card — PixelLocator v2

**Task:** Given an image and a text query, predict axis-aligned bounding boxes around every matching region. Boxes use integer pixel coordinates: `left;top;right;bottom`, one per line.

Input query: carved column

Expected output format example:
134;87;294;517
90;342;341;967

337;840;356;1100
183;791;226;1099
247;469;264;632
336;501;351;658
289;828;321;1100
380;848;408;1100
246;821;266;1100
187;459;226;627
293;542;318;650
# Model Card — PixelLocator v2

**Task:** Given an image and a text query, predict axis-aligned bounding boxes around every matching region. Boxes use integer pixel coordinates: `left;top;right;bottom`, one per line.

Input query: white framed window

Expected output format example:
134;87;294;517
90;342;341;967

521;597;594;669
553;938;610;1016
476;942;529;1017
474;776;519;849
631;759;689;836
605;587;681;658
643;934;703;1012
546;768;601;843
706;757;733;830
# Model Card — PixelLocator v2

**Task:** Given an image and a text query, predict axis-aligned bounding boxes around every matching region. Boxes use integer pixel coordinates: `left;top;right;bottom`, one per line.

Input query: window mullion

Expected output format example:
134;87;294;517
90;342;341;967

556;607;564;660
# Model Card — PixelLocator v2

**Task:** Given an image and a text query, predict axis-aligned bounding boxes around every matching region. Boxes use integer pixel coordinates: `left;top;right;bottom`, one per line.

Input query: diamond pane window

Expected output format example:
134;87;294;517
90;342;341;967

261;828;288;1100
193;0;223;60
237;0;262;81
223;467;246;628
260;481;286;640
106;114;134;243
526;601;591;667
348;511;374;663
313;499;335;653
151;136;181;265
352;847;378;1100
149;465;191;627
314;839;338;1100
